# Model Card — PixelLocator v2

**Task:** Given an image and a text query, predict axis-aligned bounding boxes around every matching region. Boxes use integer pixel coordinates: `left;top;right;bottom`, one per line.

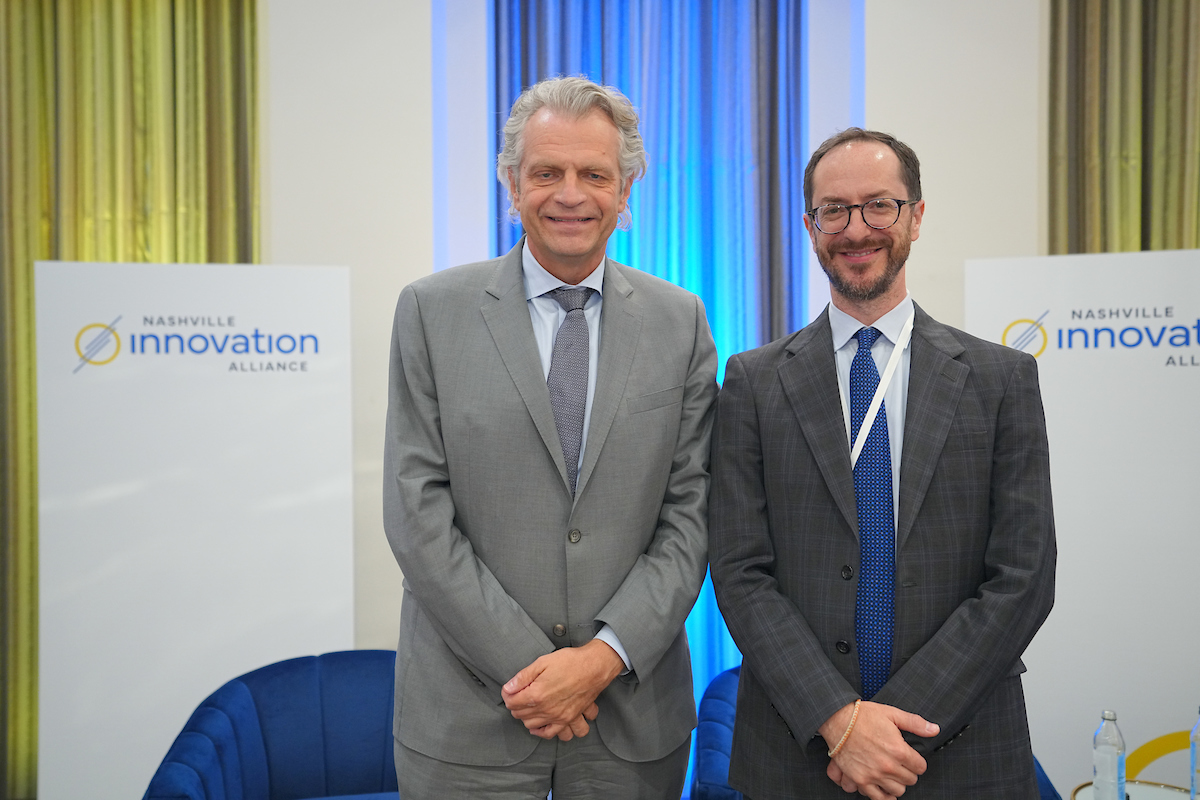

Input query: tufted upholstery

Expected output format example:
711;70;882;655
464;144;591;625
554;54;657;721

143;650;399;800
690;665;743;800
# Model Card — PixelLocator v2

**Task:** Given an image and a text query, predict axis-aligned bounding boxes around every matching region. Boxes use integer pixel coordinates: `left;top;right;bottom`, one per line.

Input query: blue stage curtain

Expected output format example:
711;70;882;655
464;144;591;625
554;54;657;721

492;0;809;762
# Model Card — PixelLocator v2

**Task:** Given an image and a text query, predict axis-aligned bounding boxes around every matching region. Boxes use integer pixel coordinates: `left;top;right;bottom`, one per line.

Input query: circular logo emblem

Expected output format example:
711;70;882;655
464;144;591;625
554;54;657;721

1002;315;1048;358
75;322;121;366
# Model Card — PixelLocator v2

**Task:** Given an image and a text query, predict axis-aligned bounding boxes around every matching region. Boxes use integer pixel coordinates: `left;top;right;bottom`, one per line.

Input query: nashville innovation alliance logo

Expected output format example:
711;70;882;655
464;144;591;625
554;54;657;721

74;316;123;373
71;314;323;374
1002;306;1200;367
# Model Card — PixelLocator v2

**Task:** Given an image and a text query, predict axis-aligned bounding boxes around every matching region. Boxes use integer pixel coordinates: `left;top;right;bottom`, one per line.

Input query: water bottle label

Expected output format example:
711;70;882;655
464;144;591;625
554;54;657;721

1118;752;1126;799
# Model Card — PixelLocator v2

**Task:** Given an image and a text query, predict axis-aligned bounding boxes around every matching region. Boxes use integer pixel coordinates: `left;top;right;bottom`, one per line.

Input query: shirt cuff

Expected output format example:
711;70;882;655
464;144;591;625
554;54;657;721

593;624;632;674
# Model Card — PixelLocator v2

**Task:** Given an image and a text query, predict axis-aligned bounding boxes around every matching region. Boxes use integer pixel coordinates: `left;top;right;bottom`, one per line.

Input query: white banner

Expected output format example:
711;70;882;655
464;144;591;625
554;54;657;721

965;249;1200;793
36;262;355;800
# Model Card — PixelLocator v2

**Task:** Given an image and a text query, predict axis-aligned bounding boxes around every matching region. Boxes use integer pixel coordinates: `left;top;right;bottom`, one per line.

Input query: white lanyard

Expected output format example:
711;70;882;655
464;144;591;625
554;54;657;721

840;313;915;470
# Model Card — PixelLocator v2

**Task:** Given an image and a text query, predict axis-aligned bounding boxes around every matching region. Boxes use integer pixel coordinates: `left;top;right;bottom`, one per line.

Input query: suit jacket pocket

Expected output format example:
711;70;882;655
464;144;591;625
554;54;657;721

627;384;684;414
944;429;989;452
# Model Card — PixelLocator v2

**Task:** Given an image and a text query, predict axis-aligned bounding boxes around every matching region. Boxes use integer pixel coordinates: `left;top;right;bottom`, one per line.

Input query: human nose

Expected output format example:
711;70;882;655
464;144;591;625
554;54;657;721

840;205;873;237
554;173;586;205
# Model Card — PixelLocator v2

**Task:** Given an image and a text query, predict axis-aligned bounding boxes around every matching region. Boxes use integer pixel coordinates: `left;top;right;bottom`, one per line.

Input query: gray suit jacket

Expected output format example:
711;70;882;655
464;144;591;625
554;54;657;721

710;305;1056;799
383;242;718;766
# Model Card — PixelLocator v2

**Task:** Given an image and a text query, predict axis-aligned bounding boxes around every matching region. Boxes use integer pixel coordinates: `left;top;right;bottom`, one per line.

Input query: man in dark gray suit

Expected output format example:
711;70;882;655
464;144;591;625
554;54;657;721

383;77;717;798
709;128;1055;800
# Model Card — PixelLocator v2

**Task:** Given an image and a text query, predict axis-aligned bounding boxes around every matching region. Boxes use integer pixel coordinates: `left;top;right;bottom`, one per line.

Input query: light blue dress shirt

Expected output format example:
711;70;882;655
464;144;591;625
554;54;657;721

829;295;914;531
521;242;631;672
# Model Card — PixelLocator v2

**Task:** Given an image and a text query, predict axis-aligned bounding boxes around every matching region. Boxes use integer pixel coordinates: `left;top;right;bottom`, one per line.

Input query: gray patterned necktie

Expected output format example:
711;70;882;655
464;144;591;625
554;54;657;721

546;286;595;495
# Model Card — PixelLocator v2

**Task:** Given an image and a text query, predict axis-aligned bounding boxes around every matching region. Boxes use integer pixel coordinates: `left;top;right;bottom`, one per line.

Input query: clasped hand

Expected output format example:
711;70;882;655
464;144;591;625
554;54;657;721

501;639;624;742
819;701;940;800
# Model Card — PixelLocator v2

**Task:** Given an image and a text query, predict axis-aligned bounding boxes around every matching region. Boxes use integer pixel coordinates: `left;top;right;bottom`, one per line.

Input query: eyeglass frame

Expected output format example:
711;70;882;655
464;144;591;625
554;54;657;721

806;198;921;234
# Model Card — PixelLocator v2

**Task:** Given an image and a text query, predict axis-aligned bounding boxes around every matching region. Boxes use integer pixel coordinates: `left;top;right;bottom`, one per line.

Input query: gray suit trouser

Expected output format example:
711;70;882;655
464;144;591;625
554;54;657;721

395;733;690;800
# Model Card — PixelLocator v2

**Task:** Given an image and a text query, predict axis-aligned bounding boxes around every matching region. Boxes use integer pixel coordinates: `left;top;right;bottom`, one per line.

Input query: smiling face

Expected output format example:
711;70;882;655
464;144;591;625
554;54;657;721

804;140;924;321
508;107;631;284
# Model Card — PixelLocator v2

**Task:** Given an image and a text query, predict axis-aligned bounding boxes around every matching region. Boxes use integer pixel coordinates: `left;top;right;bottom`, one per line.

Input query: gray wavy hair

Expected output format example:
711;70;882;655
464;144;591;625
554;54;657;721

496;76;647;230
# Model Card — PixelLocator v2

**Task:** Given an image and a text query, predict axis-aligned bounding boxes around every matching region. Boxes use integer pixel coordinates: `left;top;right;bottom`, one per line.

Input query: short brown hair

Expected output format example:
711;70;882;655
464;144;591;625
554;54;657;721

803;128;922;210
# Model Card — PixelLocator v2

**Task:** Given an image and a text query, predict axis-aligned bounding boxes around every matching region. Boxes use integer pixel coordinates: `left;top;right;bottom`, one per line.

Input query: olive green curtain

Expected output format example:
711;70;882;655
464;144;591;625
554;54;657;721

1050;0;1200;254
0;2;257;796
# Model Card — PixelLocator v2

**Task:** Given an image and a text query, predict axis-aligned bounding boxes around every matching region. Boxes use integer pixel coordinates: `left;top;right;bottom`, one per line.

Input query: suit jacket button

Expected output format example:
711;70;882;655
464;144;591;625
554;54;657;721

835;640;851;654
568;529;582;543
841;565;853;580
553;624;567;637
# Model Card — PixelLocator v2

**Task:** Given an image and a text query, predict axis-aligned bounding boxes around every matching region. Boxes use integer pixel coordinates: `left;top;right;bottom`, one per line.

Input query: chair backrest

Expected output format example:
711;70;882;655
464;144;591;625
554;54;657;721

691;665;742;800
1033;756;1062;800
145;650;398;800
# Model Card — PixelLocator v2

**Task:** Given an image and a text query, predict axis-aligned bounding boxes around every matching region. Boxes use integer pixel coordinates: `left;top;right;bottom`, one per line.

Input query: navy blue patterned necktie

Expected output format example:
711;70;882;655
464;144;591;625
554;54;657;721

546;287;594;496
851;326;895;699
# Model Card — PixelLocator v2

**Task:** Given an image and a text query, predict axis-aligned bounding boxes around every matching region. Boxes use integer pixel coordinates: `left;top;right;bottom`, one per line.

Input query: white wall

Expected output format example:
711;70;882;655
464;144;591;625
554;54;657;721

260;0;433;649
865;0;1049;327
804;0;865;322
432;0;494;270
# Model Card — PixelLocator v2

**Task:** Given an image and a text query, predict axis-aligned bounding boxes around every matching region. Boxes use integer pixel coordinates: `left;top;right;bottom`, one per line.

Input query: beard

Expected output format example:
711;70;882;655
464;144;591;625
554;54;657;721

815;234;910;302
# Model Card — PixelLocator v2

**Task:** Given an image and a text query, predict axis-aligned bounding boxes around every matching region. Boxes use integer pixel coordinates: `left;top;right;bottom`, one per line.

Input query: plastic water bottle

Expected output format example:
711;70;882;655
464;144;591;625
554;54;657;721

1093;709;1126;800
1190;704;1199;800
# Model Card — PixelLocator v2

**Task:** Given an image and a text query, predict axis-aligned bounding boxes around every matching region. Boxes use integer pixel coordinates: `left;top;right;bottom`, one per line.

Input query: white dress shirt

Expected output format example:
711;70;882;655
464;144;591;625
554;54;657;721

521;242;631;672
829;295;914;531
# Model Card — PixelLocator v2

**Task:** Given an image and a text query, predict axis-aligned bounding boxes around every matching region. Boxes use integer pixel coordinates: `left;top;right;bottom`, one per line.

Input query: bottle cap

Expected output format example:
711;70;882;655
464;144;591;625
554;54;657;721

1102;709;1117;720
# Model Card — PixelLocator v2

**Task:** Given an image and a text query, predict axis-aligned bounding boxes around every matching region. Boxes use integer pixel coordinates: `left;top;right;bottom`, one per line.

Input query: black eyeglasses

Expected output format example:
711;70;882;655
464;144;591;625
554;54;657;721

807;198;919;234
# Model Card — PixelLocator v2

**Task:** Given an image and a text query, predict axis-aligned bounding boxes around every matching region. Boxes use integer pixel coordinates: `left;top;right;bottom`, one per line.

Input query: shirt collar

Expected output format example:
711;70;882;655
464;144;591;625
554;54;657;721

522;240;606;301
829;294;915;352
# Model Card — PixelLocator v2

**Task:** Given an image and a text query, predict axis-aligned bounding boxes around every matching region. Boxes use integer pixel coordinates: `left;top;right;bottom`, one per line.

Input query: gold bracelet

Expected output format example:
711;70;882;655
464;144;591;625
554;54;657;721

827;699;862;758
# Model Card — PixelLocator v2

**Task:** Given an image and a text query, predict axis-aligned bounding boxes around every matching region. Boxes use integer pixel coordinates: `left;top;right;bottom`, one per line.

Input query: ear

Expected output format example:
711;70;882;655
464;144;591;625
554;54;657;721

617;176;632;214
802;212;818;247
507;167;520;203
908;199;925;241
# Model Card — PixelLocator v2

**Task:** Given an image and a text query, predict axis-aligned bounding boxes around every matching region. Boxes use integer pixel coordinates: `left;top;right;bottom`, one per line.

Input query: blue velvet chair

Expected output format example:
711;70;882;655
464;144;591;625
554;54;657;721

143;649;399;800
691;665;742;800
1033;756;1063;800
689;664;1061;800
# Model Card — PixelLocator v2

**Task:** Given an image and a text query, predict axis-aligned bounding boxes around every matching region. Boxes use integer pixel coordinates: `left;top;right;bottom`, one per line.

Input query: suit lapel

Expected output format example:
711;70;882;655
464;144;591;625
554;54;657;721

479;244;571;492
778;309;860;539
897;305;968;550
576;261;641;500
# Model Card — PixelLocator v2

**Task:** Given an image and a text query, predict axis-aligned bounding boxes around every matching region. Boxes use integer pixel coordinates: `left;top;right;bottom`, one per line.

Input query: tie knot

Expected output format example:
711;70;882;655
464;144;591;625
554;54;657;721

549;286;594;313
856;327;882;350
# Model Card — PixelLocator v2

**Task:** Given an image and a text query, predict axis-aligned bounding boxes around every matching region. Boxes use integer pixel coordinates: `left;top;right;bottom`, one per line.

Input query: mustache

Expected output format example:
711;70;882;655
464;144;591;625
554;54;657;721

829;238;890;253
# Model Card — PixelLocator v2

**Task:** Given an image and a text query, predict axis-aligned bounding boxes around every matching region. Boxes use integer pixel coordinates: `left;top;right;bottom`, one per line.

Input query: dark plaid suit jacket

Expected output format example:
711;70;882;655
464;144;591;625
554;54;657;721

710;304;1056;799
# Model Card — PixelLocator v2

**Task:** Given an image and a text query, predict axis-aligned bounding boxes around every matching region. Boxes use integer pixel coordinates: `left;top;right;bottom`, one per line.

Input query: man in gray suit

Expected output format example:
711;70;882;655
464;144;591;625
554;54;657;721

710;129;1055;800
383;76;717;798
